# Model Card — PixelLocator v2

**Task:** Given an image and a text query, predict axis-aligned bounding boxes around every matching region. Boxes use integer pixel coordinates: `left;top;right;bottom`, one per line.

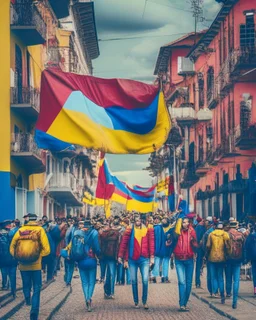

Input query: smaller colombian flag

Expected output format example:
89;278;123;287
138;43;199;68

35;68;170;154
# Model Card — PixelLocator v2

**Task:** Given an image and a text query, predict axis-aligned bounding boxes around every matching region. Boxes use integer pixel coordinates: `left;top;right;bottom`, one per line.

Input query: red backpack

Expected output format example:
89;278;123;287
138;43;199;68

228;229;244;260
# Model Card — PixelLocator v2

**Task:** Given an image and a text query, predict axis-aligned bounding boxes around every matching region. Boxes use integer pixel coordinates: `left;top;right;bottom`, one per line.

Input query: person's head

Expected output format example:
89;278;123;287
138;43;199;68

113;215;120;226
78;220;85;230
162;217;169;227
205;216;213;228
216;221;224;230
14;219;20;228
182;218;190;230
154;215;161;225
23;214;29;224
27;213;38;223
223;221;230;231
134;216;142;228
229;220;239;229
42;215;48;223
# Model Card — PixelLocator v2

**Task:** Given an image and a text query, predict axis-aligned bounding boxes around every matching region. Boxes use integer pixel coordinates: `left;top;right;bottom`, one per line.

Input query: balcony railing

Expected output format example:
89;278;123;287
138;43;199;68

49;173;77;191
11;3;46;46
11;86;40;112
11;133;41;158
235;124;256;149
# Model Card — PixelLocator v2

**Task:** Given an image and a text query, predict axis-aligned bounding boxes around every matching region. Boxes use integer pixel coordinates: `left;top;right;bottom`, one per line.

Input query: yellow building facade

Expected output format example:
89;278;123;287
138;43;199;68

0;0;99;221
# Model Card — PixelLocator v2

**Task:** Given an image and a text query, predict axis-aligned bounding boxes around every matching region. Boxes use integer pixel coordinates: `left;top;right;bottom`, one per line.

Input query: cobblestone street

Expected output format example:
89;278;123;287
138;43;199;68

52;269;226;320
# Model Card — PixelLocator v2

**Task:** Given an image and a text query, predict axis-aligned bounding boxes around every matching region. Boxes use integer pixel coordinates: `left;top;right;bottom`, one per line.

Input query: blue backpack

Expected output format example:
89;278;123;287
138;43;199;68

0;231;15;267
70;230;92;261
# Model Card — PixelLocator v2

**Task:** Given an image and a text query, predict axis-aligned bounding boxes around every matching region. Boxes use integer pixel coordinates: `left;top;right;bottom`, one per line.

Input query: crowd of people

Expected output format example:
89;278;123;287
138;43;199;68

1;210;256;319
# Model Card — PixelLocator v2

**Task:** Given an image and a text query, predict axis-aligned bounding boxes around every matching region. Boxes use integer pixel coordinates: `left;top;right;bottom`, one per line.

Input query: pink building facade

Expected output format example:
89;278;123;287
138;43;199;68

155;0;256;221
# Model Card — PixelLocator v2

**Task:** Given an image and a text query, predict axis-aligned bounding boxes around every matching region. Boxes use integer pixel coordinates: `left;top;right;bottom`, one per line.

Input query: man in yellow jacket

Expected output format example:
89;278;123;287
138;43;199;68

10;213;50;320
206;221;230;304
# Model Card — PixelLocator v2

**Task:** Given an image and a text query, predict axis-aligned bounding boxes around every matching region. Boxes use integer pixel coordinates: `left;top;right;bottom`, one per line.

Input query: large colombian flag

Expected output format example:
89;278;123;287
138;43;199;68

35;68;170;154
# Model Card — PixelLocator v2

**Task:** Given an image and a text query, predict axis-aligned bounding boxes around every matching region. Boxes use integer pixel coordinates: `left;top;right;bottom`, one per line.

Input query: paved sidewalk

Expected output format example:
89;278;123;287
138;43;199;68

192;269;256;320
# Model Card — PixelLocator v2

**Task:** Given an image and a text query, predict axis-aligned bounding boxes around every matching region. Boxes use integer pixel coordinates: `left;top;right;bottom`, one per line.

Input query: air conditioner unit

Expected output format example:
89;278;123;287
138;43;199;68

178;57;195;75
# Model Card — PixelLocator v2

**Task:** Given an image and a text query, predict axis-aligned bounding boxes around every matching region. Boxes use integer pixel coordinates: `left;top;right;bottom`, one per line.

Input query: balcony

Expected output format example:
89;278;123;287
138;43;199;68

195;160;211;177
48;0;70;19
11;86;40;122
180;167;199;188
48;173;83;207
207;82;219;110
235;124;256;150
11;2;46;46
11;133;45;174
170;104;196;124
229;46;256;77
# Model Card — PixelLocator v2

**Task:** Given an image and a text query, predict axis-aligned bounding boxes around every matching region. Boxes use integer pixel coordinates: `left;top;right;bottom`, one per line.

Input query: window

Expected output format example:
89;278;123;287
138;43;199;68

207;67;214;102
198;72;205;108
240;12;255;48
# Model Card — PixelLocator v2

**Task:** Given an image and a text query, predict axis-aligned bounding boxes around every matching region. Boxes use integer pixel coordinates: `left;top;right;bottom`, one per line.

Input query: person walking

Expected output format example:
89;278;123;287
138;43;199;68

118;215;154;309
206;221;230;304
245;223;256;295
10;213;50;320
226;219;245;309
99;216;122;299
201;217;215;296
66;219;100;312
195;218;206;288
171;217;198;312
0;220;18;297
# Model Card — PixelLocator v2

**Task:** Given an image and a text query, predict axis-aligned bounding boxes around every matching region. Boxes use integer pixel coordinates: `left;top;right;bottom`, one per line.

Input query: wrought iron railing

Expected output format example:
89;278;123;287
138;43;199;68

11;3;46;41
11;133;41;158
11;86;40;111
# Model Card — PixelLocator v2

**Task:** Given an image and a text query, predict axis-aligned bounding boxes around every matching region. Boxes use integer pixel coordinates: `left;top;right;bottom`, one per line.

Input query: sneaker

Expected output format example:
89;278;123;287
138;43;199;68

134;303;139;309
161;277;165;283
185;306;190;311
87;300;92;312
25;298;31;306
104;293;111;299
143;303;149;310
232;303;237;309
212;294;219;299
152;277;157;284
179;306;186;312
221;297;225;304
109;295;115;300
226;294;231;299
66;283;71;287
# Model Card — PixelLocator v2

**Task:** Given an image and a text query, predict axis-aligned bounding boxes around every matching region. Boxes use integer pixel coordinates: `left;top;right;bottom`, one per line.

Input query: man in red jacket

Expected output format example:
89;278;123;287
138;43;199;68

172;217;198;312
118;216;154;309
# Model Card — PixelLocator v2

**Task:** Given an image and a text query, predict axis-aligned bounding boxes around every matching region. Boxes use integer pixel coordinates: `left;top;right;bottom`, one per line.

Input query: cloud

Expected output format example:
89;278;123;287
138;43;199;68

113;170;153;186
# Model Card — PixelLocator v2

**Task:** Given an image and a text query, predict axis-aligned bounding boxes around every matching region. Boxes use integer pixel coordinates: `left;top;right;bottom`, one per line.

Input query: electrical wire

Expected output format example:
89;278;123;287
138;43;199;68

98;32;188;42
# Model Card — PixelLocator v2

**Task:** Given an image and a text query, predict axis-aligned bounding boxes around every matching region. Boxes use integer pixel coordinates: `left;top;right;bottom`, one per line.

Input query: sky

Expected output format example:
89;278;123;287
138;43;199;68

92;0;220;186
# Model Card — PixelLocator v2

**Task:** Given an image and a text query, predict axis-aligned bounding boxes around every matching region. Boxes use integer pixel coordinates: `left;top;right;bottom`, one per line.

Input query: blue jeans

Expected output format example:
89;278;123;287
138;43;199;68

46;258;56;282
152;256;170;278
100;259;107;281
1;266;17;294
103;259;117;296
79;267;97;302
20;270;42;317
209;262;225;298
64;260;75;285
175;259;194;307
129;257;149;305
225;261;241;305
206;262;212;294
252;261;256;288
195;250;204;286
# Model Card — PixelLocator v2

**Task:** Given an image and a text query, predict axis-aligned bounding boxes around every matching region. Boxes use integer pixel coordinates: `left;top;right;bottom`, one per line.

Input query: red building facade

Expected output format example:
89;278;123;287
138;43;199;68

154;0;256;221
